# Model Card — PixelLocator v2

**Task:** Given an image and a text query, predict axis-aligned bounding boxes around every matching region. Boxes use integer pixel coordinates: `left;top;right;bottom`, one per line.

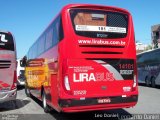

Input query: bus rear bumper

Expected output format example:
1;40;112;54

59;95;138;113
0;89;17;103
61;102;137;113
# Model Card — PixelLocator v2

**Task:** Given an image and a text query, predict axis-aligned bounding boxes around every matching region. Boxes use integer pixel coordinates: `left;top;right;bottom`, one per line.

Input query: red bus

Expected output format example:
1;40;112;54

22;4;138;113
0;30;17;103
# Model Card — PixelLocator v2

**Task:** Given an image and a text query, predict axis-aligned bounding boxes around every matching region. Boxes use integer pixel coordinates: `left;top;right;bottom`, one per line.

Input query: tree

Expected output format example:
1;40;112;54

145;44;152;51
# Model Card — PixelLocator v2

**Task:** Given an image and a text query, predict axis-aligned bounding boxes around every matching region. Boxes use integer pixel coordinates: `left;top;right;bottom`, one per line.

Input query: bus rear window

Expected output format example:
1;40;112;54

0;32;14;51
70;9;128;39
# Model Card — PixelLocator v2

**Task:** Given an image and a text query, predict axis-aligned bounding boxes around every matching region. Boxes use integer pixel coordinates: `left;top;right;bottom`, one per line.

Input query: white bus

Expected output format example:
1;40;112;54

137;48;160;87
0;30;17;103
17;59;25;86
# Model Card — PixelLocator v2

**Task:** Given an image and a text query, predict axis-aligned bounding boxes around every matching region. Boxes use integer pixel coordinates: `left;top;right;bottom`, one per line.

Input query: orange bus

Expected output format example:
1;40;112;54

22;4;138;113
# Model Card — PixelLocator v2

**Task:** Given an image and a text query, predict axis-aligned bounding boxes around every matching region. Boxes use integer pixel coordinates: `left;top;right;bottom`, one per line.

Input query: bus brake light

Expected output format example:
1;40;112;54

11;71;17;90
132;75;137;91
64;76;70;91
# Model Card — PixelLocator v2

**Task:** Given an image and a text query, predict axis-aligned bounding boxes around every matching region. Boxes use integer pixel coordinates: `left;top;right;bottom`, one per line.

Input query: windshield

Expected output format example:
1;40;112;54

70;9;128;39
0;32;14;51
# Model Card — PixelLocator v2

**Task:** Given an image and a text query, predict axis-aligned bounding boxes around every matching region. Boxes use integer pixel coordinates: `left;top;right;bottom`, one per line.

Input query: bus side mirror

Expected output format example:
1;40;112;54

20;59;26;67
20;60;25;67
20;56;27;67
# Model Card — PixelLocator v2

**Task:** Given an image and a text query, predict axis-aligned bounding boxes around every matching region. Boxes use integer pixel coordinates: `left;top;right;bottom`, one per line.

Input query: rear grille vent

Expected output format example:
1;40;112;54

79;45;125;48
0;60;11;69
82;51;123;54
79;44;124;55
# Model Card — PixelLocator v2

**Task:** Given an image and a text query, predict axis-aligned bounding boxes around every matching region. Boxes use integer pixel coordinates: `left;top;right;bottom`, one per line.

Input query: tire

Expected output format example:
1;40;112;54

145;77;150;87
25;85;31;97
151;77;156;88
42;90;50;113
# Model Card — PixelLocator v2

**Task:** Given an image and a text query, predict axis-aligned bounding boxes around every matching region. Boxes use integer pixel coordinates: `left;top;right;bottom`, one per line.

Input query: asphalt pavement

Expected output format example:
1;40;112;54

0;84;160;120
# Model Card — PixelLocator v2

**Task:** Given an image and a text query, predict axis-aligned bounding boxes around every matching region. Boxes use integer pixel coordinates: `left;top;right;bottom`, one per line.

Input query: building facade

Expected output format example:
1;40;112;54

136;42;148;54
151;24;160;48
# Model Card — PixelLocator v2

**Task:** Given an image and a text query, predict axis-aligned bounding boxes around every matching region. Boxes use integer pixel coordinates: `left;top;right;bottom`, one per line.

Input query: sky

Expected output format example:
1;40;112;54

0;0;160;58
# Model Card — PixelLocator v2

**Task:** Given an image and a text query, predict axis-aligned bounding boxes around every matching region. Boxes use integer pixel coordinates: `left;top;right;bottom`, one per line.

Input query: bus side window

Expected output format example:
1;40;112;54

45;28;53;50
52;15;64;46
37;35;45;56
53;24;58;46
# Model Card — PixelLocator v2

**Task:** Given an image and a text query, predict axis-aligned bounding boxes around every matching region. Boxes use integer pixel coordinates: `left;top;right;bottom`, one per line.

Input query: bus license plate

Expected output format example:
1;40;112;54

97;98;111;103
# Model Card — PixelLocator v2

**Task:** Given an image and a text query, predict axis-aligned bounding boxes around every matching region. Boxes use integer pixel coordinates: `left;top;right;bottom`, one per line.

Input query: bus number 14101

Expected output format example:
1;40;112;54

119;64;133;69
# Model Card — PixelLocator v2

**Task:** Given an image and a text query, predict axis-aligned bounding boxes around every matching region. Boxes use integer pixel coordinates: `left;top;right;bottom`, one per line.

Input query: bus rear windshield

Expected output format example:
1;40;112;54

0;32;14;51
70;9;128;39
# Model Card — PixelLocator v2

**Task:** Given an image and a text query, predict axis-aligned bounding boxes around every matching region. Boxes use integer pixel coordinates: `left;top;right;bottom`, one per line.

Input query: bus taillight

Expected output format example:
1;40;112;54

64;75;70;91
11;70;17;90
132;75;137;91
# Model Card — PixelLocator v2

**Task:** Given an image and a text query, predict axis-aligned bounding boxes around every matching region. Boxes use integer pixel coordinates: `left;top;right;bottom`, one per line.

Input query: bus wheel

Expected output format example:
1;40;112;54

25;85;31;97
145;77;150;87
42;91;50;113
151;77;156;88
